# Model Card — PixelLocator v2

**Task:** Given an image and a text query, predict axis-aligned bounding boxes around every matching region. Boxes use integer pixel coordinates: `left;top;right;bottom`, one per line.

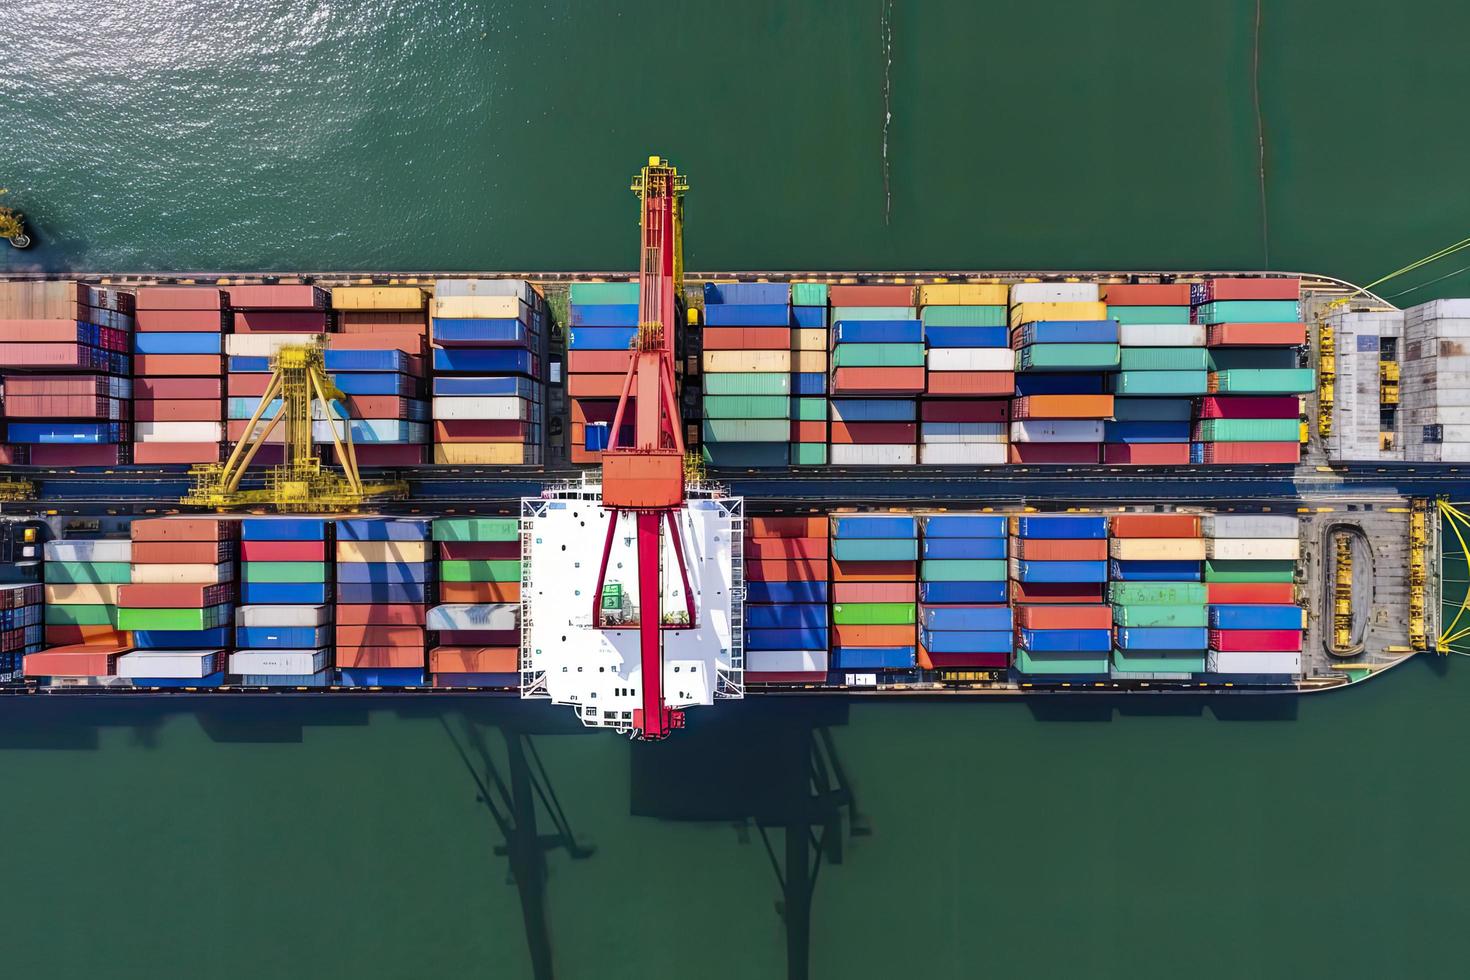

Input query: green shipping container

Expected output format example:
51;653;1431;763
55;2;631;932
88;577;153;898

569;282;639;305
1013;650;1109;676
1193;299;1300;324
1195;418;1300;442
701;443;790;467
792;443;827;466
703;395;791;419
441;559;522;583
833;343;924;368
1018;343;1120;370
831;306;917;321
117;606;228;631
44;604;119;627
1108;582;1207;605
793;397;826;421
920;559;1008;582
920;305;1006;327
703;372;791;396
1210;368;1314;395
243;561;327;584
1112;370;1208;395
791;283;829;307
1107;305;1191;325
832;602;916;626
46;561;132;585
1111;604;1208;628
1203;559;1296;583
1111;650;1206;674
1120;347;1209;371
831;538;918;562
702;419;789;443
433;518;519;542
1207;348;1299;371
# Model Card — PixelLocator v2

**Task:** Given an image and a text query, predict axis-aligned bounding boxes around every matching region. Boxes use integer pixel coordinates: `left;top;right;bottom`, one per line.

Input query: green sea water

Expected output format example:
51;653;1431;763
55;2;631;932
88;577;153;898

5;2;1470;978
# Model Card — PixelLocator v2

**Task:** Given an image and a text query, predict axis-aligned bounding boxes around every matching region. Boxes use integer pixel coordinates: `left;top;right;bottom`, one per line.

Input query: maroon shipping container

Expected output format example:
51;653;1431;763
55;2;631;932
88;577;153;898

241;540;326;562
830;421;917;445
0;444;29;465
435;541;520;560
1102;443;1191;465
1205;322;1307;347
117;583;235;608
131;442;225;465
1100;283;1191;306
28;444;130;466
4;374;115;397
135;309;228;332
233;310;330;333
1015;604;1112;629
226;285;328;310
136;377;222;399
132;399;223;422
920;399;1009;423
830;367;925;394
4;394;123;419
133;354;225;376
1196;395;1299;419
1008;443;1100;464
1197;278;1300;302
828;285;916;306
700;327;790;350
1197;442;1300;465
924;371;1015;397
1009;581;1107;604
923;651;1010;669
746;670;827;684
135;287;226;311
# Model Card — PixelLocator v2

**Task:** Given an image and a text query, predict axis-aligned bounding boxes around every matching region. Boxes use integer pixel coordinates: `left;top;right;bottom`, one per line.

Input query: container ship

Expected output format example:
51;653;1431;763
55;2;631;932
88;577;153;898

0;157;1462;739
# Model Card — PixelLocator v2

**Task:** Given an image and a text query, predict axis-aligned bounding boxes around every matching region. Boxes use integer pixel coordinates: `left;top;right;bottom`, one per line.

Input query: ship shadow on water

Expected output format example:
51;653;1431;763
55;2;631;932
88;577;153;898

1021;692;1298;723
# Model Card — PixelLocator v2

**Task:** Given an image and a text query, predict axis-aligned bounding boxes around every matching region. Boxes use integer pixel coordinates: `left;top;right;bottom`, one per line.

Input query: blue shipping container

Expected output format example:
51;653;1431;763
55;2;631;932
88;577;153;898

432;376;535;397
745;628;830;651
568;304;640;328
569;326;639;351
791;306;827;328
337;668;425;687
921;514;1007;538
1108;559;1202;582
1208;605;1304;630
1111;398;1194;422
746;580;829;604
1115;627;1210;650
325;350;410;373
1104;421;1193;443
241;582;333;605
793;372;828;395
236;625;332;649
833;320;924;344
703;303;791;327
831;647;916;670
7;423;123;445
1013;559;1109;583
241;517;331;541
1011;320;1120;344
131;627;232;648
132;332;221;355
921;325;1008;348
432;319;528;345
336;582;430;604
919;630;1012;654
432;348;533;375
1014;516;1109;540
336;562;432;585
746;604;828;630
703;282;791;305
919;582;1008;604
831;515;917;539
334;373;416;397
1017;628;1112;652
132;671;227;689
337;519;430;541
829;399;917;422
919;605;1013;631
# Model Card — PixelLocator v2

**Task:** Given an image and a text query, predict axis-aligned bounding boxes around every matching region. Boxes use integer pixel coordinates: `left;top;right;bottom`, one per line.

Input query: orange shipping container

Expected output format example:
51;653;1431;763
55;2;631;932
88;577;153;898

745;537;829;560
336;646;425;669
25;644;130;676
336;624;425;647
335;604;426;626
1015;605;1112;629
746;558;829;582
568;374;631;398
567;351;635;374
747;516;829;538
1206;582;1296;604
1110;513;1202;538
831;559;917;583
1012;394;1114;419
131;540;233;564
429;646;517;673
1009;538;1108;561
1099;283;1191;306
439;581;521;604
790;420;827;443
700;326;790;350
131;517;235;542
925;371;1015;397
1205;322;1307;347
325;331;426;354
831;366;925;395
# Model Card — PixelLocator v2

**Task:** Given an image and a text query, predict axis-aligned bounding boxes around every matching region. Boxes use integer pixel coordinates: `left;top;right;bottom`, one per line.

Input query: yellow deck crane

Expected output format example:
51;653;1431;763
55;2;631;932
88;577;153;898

0;478;35;502
182;343;406;512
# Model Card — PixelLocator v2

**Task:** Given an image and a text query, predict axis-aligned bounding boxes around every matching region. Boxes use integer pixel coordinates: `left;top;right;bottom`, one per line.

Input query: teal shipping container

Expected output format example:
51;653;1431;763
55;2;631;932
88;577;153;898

920;305;1006;327
1112;370;1208;395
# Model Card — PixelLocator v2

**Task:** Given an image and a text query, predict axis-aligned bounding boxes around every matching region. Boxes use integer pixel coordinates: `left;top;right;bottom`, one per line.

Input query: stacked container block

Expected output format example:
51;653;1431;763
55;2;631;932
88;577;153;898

1009;514;1111;677
115;518;236;687
1193;278;1310;465
325;285;432;466
428;517;521;687
132;287;229;465
335;518;433;686
744;516;830;682
1203;514;1303;679
1100;283;1199;465
917;283;1012;465
31;537;132;680
567;281;639;465
701;282;793;468
0;281;133;466
0;583;44;681
1108;513;1208;678
231;517;335;687
431;279;544;465
225;285;331;467
917;515;1010;668
828;285;921;466
1008;283;1116;465
789;283;830;466
830;514;917;670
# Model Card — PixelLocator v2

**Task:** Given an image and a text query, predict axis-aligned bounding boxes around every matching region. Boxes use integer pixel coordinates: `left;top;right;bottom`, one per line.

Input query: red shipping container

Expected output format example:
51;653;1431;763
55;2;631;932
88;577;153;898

1010;581;1106;604
233;310;329;333
0;445;26;466
1008;443;1100;464
747;516;829;538
701;326;789;350
134;354;225;376
1009;538;1108;561
1207;582;1296;604
437;630;519;646
1102;443;1191;466
329;444;425;466
1015;604;1111;629
567;351;635;374
135;287;226;311
745;537;829;560
226;285;327;309
0;320;106;342
748;558;830;582
921;399;1009;423
4;394;121;418
833;624;915;646
746;670;827;684
335;603;426;626
831;366;925;395
436;540;520;560
830;421;916;445
1196;395;1299;419
0;342;107;369
434;420;527;443
790;420;827;443
1209;629;1302;652
117;583;234;608
338;311;425;326
831;559;917;583
135;309;227;332
924;371;1015;397
924;651;1010;669
836;582;915;603
227;374;274;398
568;374;631;398
1198;442;1299;465
1198;278;1300;302
429;646;517;673
1206;322;1306;347
132;540;233;564
131;442;224;465
136;377;222;399
132;517;235;542
1110;514;1202;538
1012;394;1113;419
336;646;424;669
332;395;415;420
133;399;222;422
43;625;128;646
25;644;129;676
4;374;114;397
336;624;425;648
1100;283;1192;306
29;444;129;466
241;539;325;562
828;285;916;306
325;331;426;354
440;581;520;603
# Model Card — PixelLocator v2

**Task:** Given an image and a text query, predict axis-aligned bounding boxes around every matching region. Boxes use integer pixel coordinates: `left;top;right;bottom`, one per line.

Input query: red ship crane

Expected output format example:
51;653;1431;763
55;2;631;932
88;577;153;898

591;156;694;741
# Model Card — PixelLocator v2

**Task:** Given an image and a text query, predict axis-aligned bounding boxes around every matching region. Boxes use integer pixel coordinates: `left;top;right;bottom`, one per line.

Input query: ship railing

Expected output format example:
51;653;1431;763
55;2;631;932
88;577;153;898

518;497;548;699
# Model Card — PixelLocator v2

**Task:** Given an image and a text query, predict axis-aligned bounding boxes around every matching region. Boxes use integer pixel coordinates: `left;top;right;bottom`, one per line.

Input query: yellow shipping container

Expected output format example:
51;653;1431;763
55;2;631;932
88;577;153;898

919;283;1009;306
1008;301;1108;327
335;539;430;563
433;443;535;465
702;350;791;373
791;328;827;351
432;295;525;319
331;286;426;311
1108;539;1208;562
129;563;233;584
793;350;829;373
44;582;122;605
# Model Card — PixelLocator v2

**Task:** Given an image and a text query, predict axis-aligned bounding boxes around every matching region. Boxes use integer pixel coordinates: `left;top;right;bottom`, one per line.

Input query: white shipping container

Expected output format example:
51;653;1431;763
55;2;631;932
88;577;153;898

44;539;132;563
133;421;224;442
236;604;332;628
1202;514;1299;538
1010;419;1105;443
1009;282;1100;304
1206;538;1300;561
225;333;321;357
431;396;530;420
746;649;828;674
919;423;1007;444
926;347;1013;371
431;295;528;320
433;278;536;304
918;443;1008;465
829;444;917;466
1205;650;1301;675
116;650;224;679
230;649;331;675
1406;298;1470;321
1118;323;1206;347
426;603;519;632
1109;538;1207;561
130;562;234;585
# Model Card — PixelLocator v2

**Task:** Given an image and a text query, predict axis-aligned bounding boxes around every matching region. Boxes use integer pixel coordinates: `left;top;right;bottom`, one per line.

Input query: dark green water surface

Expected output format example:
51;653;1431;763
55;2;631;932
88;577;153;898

4;2;1470;977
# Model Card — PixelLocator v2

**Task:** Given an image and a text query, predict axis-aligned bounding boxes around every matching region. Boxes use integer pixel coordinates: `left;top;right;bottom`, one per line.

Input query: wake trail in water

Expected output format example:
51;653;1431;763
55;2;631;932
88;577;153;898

881;0;893;226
